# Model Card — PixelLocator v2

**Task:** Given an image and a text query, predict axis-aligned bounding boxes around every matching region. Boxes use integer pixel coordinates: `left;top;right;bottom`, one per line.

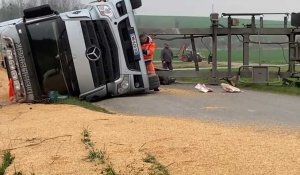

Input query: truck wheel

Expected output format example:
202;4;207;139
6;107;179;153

130;0;142;9
148;74;160;90
159;75;176;85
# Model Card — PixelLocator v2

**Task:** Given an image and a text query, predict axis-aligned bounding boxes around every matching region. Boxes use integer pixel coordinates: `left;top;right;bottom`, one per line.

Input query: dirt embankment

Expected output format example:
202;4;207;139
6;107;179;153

0;68;299;175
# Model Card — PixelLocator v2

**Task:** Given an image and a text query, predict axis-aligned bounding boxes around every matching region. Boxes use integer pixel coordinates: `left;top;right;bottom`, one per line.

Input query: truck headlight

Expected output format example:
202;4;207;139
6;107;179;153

13;80;21;91
98;5;114;19
121;79;129;89
117;75;130;94
11;70;18;80
8;60;16;70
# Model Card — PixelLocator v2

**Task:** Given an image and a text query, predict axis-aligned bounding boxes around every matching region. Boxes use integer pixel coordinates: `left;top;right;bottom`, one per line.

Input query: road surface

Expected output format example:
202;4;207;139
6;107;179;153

95;83;300;128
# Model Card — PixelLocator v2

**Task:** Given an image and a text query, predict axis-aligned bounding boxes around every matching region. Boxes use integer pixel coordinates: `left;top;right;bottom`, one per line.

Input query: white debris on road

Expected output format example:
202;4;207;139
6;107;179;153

221;83;241;93
195;83;213;93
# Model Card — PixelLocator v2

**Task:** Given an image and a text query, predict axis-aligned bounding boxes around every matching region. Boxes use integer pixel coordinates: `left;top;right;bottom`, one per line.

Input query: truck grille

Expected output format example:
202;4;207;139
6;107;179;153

118;18;141;71
81;20;120;88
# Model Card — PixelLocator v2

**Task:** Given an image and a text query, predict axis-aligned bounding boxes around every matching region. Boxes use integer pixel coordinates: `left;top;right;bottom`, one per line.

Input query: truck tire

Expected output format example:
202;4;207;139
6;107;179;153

148;74;160;90
130;0;142;9
159;75;176;85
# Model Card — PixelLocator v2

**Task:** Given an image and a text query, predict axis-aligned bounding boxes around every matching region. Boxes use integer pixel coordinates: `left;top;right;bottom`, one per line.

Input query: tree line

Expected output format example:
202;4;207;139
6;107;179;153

0;0;83;21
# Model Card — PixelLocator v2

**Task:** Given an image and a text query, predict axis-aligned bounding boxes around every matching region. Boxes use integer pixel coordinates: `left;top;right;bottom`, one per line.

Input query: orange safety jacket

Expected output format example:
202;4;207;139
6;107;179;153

141;36;156;74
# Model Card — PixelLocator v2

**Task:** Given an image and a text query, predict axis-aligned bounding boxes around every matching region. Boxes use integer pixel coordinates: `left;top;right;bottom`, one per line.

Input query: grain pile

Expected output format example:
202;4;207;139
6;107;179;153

0;68;299;175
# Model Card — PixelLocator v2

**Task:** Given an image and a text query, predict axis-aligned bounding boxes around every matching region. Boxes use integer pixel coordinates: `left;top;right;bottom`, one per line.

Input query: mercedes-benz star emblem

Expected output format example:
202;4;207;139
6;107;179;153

86;46;101;61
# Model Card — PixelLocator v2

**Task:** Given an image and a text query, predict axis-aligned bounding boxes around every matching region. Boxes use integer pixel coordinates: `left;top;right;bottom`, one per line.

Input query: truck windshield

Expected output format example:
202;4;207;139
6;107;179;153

26;19;68;94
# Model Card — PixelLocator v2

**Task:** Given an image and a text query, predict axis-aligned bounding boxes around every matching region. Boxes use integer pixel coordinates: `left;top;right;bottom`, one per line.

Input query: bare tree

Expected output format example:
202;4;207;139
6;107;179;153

25;0;38;8
39;0;83;12
0;0;22;21
0;0;83;21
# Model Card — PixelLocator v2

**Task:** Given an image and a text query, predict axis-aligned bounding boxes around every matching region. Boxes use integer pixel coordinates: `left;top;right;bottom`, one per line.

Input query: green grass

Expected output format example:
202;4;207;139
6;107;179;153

214;49;288;64
136;16;212;28
103;164;117;175
238;83;300;96
175;77;209;84
54;97;113;114
143;153;170;175
154;60;232;69
82;129;105;163
136;15;289;29
87;149;105;163
81;128;94;148
154;61;202;69
0;151;14;175
81;129;118;174
153;48;289;65
143;153;156;164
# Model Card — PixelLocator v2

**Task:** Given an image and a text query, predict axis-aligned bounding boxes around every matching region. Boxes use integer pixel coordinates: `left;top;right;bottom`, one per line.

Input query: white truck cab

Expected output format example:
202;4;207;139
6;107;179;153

0;0;159;102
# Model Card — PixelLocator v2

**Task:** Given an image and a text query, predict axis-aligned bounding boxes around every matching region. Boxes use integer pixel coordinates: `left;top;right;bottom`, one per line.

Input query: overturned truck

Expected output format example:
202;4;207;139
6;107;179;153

0;0;160;102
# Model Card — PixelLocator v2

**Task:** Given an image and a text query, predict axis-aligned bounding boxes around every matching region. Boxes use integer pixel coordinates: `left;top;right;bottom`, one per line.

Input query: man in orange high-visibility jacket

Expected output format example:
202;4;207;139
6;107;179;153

139;34;159;91
139;34;156;75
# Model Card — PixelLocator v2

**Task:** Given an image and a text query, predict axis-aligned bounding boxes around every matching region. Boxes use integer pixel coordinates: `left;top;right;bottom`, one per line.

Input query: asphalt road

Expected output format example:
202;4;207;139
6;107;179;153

95;83;300;128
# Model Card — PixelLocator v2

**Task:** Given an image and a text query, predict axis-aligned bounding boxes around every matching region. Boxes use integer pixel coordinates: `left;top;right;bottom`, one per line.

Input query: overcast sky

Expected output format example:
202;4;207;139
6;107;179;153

135;0;299;20
81;0;300;20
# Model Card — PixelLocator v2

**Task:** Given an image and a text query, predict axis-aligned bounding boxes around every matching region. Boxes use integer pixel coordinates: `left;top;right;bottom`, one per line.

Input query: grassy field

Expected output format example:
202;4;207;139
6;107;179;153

136;15;289;29
153;48;289;65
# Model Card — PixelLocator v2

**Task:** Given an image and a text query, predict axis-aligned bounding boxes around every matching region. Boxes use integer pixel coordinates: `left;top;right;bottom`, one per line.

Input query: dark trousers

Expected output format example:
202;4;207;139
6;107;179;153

162;61;173;70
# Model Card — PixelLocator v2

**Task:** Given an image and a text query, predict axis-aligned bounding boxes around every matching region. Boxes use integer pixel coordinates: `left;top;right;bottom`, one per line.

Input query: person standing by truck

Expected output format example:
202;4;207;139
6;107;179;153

139;33;159;91
139;33;156;74
160;43;173;70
